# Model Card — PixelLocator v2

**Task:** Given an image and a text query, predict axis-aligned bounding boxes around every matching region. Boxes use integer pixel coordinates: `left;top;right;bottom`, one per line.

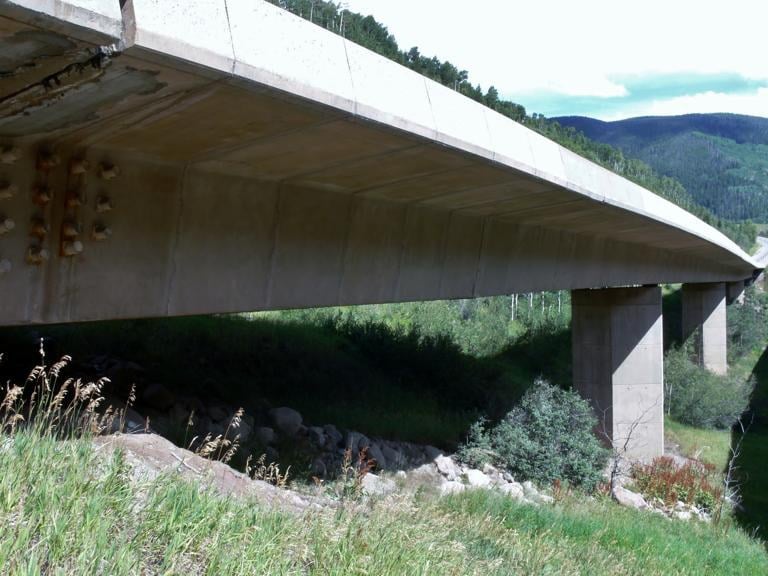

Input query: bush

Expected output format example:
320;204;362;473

458;380;609;491
632;456;722;512
665;345;753;429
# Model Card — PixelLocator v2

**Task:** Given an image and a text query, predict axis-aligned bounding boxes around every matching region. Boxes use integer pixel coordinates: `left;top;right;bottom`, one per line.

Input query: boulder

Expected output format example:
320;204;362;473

522;480;539;499
440;481;466;496
434;455;460;481
344;431;370;453
323;424;343;448
464;469;491;488
208;404;229;422
381;445;405;468
499;482;525;500
269;407;302;436
141;383;175;411
255;426;276;446
367;443;387;470
424;445;443;461
360;473;397;497
310;457;326;478
307;426;326;447
612;486;648;510
234;418;252;442
265;446;280;464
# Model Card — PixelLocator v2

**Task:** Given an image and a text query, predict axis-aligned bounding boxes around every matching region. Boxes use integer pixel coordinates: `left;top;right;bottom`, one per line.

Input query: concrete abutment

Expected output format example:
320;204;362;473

572;286;664;461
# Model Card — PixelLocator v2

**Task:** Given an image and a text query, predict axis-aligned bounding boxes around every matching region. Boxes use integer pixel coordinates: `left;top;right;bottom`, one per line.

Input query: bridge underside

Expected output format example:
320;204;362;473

0;2;757;325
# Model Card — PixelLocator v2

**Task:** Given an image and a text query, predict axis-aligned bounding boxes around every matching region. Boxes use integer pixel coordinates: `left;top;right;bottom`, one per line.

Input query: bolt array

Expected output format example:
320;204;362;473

0;143;18;274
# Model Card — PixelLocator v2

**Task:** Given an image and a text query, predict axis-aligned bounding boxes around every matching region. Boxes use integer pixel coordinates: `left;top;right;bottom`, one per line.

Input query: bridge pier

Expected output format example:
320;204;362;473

682;283;727;374
572;286;664;461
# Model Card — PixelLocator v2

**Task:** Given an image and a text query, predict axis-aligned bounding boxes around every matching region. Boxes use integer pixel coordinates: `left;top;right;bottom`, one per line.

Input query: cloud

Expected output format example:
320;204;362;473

604;88;768;121
343;0;768;118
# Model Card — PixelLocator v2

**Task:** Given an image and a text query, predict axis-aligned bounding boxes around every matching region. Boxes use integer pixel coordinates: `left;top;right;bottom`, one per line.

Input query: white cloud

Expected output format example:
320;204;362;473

602;88;768;121
343;0;768;107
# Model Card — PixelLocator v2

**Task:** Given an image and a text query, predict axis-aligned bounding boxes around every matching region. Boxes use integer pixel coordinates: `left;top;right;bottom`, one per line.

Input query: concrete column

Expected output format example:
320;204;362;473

727;281;746;305
682;283;727;374
572;286;664;461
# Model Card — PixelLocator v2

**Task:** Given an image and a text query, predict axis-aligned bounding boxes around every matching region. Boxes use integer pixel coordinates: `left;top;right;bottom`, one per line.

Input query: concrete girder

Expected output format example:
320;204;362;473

0;1;761;326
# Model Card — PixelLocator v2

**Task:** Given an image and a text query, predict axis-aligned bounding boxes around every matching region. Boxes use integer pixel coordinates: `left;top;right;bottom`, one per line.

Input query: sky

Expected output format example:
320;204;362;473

342;0;768;121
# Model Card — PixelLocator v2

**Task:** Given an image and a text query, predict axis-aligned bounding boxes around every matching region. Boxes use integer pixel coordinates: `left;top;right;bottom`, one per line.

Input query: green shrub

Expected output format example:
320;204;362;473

458;380;609;491
665;345;753;429
728;286;768;359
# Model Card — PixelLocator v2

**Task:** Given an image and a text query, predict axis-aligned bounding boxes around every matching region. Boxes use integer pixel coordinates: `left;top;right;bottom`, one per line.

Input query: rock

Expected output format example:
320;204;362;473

440;481;466;496
269;407;302;436
381;445;404;468
464;469;492;488
674;509;693;521
345;431;370;453
255;426;276;446
310;457;326;478
265;446;280;464
235;418;252;442
141;383;175;411
367;443;387;470
410;463;443;485
424;445;443;460
208;405;228;422
522;480;539;499
169;403;191;424
499;482;524;500
307;426;326;447
538;494;554;504
434;455;460;481
323;424;343;447
395;470;407;480
612;486;648;510
110;406;147;434
360;473;397;497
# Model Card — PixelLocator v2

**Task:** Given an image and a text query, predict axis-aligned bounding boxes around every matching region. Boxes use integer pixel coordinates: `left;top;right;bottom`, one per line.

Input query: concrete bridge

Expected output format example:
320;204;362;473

0;0;763;459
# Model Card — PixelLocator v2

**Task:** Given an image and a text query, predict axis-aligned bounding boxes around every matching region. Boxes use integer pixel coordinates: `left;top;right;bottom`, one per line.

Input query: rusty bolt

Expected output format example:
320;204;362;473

37;152;61;172
0;182;17;200
66;189;85;208
0;146;20;165
0;217;15;235
62;221;81;239
62;240;83;257
98;162;120;180
30;218;48;239
32;186;53;206
95;195;113;213
26;246;49;265
91;223;112;241
69;158;90;175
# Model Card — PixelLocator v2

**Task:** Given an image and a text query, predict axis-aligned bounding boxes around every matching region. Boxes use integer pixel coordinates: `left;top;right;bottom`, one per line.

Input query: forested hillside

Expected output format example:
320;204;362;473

266;0;756;250
556;114;768;222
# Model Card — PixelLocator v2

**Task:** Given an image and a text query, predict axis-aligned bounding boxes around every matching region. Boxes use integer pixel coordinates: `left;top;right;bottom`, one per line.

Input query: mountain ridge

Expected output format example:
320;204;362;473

554;113;768;222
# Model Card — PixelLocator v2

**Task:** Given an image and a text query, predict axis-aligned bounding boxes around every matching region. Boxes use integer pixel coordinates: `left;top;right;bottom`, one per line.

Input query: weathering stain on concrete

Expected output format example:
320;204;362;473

0;60;164;137
0;29;76;77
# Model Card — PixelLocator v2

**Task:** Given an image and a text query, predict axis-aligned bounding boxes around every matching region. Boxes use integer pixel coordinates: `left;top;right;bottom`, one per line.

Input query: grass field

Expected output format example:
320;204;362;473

665;417;732;470
1;430;766;575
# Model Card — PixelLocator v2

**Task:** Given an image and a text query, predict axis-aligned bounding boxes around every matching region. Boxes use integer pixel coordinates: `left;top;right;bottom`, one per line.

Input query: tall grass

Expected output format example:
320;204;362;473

0;345;766;574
